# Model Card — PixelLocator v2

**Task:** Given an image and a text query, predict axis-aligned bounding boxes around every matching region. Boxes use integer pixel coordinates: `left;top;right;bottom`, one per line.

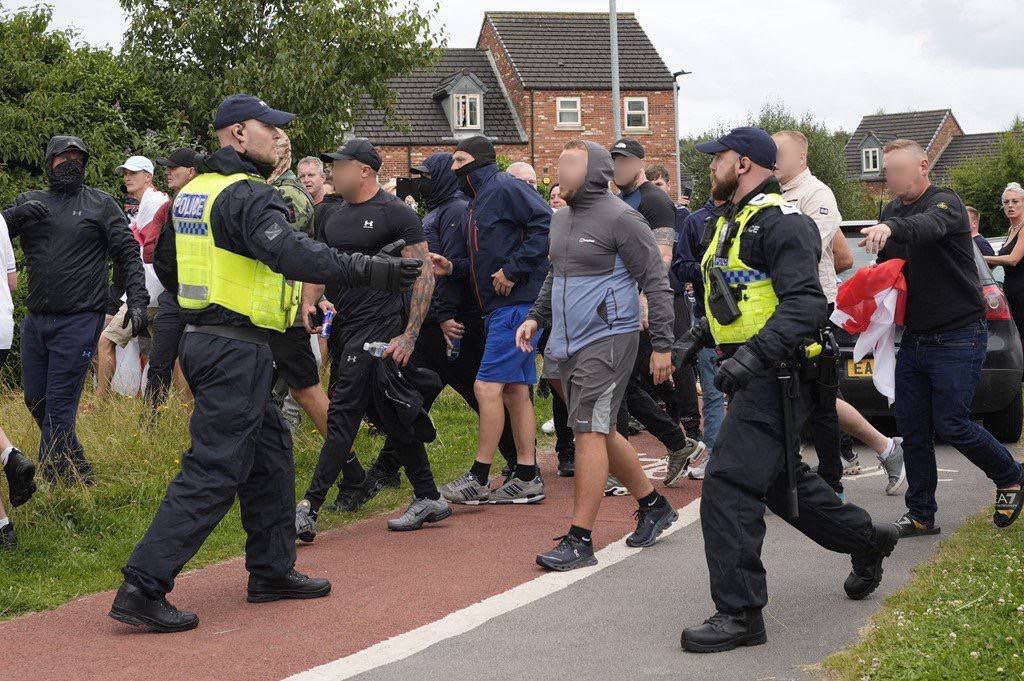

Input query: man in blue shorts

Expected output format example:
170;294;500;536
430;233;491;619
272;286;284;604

432;136;551;505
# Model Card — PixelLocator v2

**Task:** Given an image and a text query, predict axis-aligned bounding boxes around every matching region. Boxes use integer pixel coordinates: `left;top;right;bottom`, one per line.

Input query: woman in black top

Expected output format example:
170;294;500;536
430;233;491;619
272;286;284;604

984;182;1024;339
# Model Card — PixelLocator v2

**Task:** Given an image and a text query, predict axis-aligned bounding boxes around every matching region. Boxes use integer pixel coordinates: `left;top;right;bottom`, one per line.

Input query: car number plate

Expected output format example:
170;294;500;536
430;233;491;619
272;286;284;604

846;359;874;377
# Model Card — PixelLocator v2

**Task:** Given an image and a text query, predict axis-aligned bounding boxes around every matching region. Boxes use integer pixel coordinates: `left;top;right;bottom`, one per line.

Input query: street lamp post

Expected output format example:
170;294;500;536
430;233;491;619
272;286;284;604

609;0;621;140
672;68;692;202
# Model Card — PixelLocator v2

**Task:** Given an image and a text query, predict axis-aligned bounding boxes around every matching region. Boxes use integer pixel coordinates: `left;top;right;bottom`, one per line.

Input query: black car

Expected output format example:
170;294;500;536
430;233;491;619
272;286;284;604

835;221;1023;442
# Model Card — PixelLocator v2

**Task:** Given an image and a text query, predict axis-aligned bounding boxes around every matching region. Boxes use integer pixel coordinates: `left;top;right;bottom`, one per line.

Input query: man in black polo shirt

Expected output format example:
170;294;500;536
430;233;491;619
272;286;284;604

295;139;450;536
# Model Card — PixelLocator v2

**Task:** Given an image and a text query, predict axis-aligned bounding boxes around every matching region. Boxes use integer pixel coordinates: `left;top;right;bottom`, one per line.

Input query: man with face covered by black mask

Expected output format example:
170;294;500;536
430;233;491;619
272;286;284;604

2;136;149;486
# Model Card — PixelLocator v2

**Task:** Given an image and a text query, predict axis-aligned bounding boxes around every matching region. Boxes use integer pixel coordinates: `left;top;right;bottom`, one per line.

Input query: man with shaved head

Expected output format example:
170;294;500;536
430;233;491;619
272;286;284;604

506;161;538;190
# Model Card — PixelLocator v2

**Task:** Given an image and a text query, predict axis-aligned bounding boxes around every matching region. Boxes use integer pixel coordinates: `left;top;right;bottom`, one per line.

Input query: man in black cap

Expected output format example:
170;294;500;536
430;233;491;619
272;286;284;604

674;127;896;652
146;147;202;408
111;96;422;633
2;136;149;485
294;137;450;536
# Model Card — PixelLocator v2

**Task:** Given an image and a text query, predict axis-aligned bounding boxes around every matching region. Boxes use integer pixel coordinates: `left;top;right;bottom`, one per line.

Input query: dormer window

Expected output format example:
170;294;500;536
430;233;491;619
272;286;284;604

454;93;481;130
862;147;880;173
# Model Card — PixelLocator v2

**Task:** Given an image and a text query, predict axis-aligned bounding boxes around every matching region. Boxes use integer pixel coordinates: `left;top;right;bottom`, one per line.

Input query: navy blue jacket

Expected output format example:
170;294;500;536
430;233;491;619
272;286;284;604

419;152;475;323
671;199;717;318
462;163;551;313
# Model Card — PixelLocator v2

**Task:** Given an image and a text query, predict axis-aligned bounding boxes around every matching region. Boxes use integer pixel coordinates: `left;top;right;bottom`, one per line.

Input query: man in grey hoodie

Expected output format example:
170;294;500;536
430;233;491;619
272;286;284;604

516;140;678;571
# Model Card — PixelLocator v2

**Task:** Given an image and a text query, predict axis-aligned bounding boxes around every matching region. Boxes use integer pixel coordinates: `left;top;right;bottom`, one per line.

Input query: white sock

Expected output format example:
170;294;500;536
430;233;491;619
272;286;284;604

0;446;11;467
879;438;895;461
0;517;9;530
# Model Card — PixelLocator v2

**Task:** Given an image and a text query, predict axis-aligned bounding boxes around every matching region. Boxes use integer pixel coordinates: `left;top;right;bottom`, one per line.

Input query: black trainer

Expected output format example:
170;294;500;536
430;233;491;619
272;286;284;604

557;453;575;477
367;461;402;489
681;610;766;653
845;523;899;600
895;511;940;538
247;568;331;603
108;582;199;633
0;522;16;549
328;472;381;513
536;534;597;572
626;499;678;548
4;447;37;507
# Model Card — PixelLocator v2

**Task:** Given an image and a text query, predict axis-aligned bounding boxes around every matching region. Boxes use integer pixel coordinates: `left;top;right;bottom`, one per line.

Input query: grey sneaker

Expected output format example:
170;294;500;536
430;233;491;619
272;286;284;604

489;475;545;504
879;437;906;495
605;475;629;496
387;496;453;531
665;440;706;487
295;500;317;543
440;472;491;505
687;445;710;480
841;448;862;476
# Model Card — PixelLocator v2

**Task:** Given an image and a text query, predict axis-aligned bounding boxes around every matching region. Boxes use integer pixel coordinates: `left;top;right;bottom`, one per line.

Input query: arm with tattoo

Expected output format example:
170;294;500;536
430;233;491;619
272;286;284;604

652;226;675;268
384;240;433;365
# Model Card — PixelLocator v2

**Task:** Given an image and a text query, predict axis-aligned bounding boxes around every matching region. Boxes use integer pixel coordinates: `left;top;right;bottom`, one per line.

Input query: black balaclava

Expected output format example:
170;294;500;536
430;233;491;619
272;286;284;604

454;135;496;195
48;159;86;193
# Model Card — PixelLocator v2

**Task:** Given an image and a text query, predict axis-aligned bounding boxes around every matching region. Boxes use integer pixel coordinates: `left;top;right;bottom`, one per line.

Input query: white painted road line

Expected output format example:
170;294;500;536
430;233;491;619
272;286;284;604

284;499;702;681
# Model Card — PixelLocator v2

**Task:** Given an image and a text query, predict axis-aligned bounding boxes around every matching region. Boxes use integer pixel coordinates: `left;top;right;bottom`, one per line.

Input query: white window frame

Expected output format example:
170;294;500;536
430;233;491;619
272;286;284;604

453;93;482;130
624;97;649;131
862;147;880;173
556;97;582;127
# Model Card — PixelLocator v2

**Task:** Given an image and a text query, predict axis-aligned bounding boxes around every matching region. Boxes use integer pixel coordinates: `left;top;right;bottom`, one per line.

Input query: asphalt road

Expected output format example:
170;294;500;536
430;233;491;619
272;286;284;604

350;444;998;681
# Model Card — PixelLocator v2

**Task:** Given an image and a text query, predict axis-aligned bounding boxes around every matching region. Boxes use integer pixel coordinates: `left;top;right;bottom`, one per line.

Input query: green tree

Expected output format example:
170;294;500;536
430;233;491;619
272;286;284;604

119;0;444;158
680;101;875;219
949;132;1024;236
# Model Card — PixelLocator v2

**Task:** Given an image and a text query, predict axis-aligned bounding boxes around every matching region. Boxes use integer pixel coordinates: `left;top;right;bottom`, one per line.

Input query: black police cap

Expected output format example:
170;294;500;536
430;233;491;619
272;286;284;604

213;94;295;130
695;126;777;170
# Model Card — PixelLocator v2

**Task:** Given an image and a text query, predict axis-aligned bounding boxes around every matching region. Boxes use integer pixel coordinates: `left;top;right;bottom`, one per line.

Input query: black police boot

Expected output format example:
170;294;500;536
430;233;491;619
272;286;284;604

845;522;900;600
4;447;37;507
681;610;766;653
108;582;199;633
626;497;678;548
247;568;331;603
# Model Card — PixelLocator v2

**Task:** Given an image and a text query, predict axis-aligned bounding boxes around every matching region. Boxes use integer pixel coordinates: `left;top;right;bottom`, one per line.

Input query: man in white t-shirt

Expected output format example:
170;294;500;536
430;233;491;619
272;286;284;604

0;215;37;549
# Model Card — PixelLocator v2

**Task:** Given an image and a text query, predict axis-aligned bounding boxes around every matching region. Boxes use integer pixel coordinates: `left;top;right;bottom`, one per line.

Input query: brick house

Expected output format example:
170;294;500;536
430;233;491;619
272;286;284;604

352;11;679;192
844;109;1015;192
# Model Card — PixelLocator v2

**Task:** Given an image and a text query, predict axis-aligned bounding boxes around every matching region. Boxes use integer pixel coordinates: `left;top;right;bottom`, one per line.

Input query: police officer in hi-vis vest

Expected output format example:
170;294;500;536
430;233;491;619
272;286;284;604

110;95;422;633
672;127;900;653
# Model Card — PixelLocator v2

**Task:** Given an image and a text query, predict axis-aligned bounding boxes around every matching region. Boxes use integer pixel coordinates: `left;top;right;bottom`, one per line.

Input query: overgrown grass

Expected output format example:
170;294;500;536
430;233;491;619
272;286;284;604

822;512;1024;680
0;384;552;620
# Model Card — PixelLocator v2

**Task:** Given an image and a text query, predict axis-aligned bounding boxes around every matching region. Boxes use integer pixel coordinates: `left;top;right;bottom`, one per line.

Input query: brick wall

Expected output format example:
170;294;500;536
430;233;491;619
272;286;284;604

928;113;964;166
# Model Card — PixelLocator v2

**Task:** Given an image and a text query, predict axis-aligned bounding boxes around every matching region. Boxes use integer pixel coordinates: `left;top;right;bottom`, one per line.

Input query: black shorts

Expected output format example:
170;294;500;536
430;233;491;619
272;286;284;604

269;327;320;390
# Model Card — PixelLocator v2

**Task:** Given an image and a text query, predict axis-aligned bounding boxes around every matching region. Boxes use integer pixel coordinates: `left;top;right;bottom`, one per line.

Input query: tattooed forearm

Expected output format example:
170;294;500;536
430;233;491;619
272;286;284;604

402;241;434;339
653;227;675;267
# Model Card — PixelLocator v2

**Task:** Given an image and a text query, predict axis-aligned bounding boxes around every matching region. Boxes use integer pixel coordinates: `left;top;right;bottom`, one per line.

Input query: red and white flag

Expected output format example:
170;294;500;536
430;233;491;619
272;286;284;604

830;258;907;404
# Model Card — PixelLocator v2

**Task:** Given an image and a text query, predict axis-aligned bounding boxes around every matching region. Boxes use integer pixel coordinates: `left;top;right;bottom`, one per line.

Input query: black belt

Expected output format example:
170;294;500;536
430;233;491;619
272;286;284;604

184;324;270;346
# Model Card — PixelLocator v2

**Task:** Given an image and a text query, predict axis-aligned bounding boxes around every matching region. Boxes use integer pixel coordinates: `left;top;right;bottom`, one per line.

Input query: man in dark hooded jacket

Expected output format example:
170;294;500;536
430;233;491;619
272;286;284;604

2;136;149;485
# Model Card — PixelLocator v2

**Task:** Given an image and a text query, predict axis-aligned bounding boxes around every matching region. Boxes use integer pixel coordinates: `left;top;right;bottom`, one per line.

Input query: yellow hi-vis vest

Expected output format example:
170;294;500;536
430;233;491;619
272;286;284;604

173;172;299;332
701;193;792;345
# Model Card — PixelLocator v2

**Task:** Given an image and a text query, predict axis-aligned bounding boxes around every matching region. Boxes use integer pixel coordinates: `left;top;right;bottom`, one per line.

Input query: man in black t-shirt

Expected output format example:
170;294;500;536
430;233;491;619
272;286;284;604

294;139;451;536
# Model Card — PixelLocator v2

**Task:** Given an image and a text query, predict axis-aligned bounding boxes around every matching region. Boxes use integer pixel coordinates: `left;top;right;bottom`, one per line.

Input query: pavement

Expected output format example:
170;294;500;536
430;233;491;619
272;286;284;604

0;437;1005;681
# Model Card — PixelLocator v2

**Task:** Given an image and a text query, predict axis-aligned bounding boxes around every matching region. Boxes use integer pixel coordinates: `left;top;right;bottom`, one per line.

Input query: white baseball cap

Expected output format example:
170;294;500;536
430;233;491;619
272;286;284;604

116;155;155;174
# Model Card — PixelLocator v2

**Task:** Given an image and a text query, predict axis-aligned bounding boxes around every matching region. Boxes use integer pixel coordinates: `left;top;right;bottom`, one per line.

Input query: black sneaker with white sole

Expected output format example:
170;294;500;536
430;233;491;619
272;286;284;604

626;499;678;547
536;534;597;571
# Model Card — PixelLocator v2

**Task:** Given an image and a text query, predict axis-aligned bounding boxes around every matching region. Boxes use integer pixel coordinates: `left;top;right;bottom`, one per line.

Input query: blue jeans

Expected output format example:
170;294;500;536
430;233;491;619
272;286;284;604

894;320;1022;525
697;346;725;451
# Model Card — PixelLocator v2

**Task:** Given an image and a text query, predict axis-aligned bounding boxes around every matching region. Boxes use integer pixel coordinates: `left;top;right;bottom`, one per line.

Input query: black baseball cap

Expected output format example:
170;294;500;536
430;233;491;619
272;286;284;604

213;94;295;130
155;148;201;169
409;162;431;176
610;138;645;160
320;138;382;172
695;126;777;170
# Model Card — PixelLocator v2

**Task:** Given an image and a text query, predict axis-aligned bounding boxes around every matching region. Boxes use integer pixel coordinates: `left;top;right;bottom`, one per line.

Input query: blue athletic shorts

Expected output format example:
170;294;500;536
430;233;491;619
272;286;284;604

477;303;538;385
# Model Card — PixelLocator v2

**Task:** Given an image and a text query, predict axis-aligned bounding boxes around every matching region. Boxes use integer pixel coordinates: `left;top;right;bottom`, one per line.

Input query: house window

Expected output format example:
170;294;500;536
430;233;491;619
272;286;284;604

556;97;581;127
862;147;880;173
624;97;649;131
453;94;481;130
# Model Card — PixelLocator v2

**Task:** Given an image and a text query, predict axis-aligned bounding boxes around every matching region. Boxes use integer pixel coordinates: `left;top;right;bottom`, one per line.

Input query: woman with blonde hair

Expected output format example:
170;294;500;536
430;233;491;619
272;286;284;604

984;182;1024;338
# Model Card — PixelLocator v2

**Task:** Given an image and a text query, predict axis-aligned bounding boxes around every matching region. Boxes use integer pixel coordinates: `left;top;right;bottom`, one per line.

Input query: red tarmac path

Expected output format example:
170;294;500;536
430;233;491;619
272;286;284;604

0;433;699;681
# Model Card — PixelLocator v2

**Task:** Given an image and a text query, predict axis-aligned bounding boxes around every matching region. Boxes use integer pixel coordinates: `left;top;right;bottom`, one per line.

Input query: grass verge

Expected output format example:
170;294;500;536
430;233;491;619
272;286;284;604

822;511;1024;680
0;384;552;620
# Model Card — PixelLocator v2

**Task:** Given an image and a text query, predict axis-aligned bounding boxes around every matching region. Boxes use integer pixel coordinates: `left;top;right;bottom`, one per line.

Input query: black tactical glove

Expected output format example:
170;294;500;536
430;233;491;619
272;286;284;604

122;305;148;338
714;344;763;394
352;241;422;293
6;200;50;228
671;317;714;369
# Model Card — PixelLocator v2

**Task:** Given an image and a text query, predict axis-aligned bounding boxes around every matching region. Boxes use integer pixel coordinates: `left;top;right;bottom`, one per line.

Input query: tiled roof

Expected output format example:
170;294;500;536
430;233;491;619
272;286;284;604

844;109;952;179
352;48;525;146
932;132;1014;183
484;12;674;90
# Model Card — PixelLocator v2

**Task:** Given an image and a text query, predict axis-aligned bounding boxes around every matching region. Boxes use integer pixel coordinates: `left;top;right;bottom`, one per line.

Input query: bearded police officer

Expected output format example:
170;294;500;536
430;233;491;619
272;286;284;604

110;95;422;633
673;127;899;653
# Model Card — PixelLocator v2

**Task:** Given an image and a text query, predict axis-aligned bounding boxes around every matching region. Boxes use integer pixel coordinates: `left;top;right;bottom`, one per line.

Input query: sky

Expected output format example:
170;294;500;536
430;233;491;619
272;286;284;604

9;0;1023;137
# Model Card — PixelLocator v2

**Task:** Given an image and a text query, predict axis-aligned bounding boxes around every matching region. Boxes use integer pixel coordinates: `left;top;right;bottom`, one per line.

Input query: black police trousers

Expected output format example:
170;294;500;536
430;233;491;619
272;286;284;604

123;331;295;599
701;372;879;615
303;319;438;510
374;315;517;476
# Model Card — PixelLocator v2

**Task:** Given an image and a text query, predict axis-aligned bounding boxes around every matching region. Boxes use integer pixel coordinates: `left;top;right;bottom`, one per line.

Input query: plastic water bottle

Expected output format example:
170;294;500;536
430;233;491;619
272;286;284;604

363;341;389;358
320;310;334;339
446;338;461;362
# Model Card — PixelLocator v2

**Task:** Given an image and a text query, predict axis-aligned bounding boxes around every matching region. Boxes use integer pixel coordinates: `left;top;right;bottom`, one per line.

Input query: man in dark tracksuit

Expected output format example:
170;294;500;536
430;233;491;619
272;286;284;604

110;96;421;633
2;136;149;485
369;152;517;483
676;128;897;653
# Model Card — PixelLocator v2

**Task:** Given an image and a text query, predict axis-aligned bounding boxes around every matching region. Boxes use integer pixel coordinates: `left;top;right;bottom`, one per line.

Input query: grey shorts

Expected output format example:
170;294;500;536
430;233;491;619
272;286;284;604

558;332;639;434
